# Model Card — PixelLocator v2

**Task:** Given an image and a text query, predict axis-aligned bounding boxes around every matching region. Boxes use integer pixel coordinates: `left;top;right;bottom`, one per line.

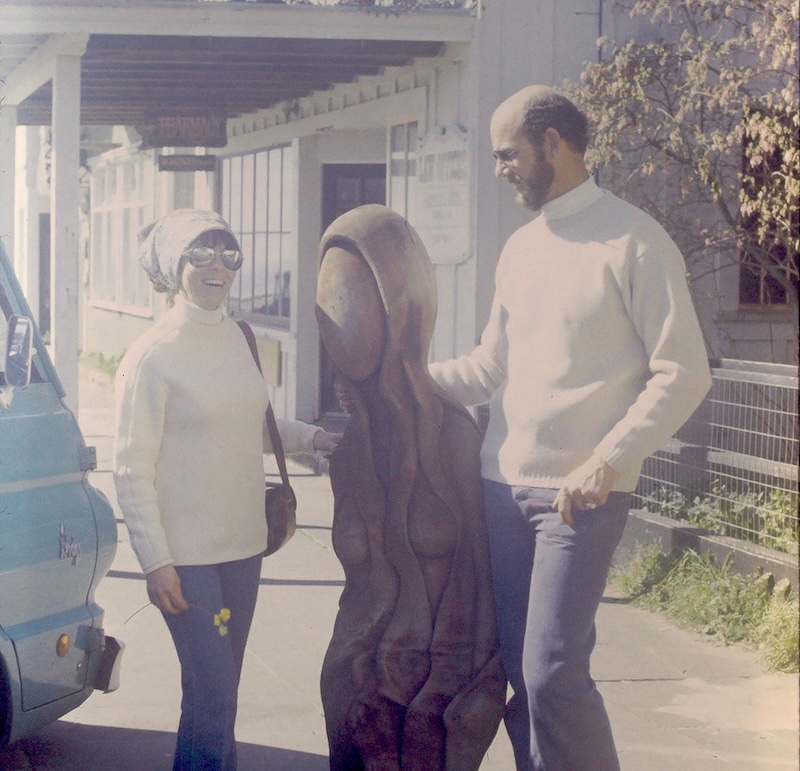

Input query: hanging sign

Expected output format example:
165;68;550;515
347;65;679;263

158;155;218;172
138;112;227;148
414;124;470;265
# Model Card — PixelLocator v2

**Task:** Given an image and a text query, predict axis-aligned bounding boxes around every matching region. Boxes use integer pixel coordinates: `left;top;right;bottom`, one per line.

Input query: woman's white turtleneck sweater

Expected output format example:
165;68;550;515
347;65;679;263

430;178;711;493
113;295;320;574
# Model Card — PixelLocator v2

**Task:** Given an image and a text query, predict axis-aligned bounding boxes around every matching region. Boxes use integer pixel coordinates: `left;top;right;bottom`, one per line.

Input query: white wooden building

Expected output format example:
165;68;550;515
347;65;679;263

1;0;794;420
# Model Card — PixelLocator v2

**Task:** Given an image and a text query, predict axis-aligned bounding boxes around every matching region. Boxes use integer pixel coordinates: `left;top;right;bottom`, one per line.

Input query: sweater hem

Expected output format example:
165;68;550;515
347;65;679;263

479;467;639;494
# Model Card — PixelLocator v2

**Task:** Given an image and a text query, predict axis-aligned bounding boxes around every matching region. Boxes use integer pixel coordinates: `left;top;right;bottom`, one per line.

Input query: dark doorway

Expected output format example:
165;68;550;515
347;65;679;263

319;163;386;415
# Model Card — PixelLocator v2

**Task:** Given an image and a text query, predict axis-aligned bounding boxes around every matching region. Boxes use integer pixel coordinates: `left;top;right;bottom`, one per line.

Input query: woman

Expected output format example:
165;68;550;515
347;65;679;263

113;208;339;770
316;204;505;770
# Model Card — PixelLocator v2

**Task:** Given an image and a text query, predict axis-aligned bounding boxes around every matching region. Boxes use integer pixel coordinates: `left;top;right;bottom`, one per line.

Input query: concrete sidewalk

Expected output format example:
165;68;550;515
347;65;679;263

2;367;797;770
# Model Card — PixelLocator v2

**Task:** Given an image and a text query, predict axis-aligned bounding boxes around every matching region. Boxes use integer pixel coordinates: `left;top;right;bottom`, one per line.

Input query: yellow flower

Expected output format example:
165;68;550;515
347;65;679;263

214;607;231;636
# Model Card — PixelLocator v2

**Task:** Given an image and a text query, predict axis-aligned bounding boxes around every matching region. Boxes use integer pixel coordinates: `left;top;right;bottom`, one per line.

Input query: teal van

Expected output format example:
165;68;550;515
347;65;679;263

0;240;122;748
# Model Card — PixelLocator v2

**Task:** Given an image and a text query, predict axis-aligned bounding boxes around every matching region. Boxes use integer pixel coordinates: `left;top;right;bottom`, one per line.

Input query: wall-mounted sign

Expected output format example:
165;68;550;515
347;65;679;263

414;124;470;265
138;112;227;149
158;154;218;173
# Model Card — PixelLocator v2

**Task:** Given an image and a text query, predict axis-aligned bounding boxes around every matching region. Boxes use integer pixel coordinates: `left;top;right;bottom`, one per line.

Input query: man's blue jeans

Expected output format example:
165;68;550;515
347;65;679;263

163;554;262;771
483;481;629;771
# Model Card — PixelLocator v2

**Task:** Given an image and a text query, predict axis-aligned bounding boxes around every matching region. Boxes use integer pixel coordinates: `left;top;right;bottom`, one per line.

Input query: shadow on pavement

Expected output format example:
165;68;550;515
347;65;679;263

12;720;328;770
107;569;344;589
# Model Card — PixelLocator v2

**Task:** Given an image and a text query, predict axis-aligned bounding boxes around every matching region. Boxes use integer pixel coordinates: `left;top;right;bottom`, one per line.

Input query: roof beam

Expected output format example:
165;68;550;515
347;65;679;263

0;33;89;105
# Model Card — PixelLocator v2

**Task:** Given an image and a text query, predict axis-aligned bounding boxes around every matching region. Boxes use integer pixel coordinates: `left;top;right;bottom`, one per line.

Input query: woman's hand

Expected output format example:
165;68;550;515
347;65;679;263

333;377;356;415
314;429;343;454
146;565;189;615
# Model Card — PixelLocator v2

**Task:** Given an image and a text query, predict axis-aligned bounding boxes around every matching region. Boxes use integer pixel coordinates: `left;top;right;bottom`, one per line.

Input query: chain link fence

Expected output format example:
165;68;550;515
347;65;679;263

635;359;799;558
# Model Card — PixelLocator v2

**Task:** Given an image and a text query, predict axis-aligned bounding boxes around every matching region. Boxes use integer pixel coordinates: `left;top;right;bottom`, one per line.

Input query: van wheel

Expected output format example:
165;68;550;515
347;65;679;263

0;662;9;749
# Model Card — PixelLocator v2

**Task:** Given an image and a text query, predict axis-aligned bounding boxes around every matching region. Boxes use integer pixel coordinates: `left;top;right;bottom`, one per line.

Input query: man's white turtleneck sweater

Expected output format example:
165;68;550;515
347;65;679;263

430;178;711;492
114;295;320;574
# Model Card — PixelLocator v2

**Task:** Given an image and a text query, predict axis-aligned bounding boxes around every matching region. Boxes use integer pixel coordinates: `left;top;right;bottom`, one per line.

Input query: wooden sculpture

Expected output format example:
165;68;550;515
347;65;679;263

316;204;506;771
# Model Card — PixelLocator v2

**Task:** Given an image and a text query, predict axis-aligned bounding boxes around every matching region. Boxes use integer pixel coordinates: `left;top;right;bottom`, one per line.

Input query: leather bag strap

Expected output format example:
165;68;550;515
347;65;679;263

237;321;291;488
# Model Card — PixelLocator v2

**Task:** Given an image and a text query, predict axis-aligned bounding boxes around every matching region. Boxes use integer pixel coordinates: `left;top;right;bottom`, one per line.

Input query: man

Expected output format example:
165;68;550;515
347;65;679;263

428;86;712;770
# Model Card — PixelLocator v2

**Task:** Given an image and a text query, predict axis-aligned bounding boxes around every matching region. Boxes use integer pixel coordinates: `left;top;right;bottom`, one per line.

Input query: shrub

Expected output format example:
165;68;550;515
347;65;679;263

611;544;799;672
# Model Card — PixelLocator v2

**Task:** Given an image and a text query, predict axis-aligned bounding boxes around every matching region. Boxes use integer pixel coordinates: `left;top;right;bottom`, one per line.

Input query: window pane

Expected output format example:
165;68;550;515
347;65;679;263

221;158;231;223
266;232;281;315
229;156;242;233
282;145;296;235
255;152;268;232
253;232;268;311
238;231;255;311
134;206;149;306
223;146;294;320
104;212;114;302
121;209;134;305
241;154;255;235
173;172;194;209
280;233;295;318
94;172;105;204
407;122;418;153
391;123;406;153
268;149;282;230
107;167;117;200
92;211;104;299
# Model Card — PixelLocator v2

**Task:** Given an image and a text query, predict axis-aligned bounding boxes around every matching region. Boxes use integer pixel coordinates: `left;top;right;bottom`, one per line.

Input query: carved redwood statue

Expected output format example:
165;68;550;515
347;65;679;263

316;204;505;771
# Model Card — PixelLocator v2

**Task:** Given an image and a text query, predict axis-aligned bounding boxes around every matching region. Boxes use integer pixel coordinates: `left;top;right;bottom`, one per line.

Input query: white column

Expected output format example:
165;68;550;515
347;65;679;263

18;127;42;323
0;105;17;262
50;54;82;411
293;135;321;422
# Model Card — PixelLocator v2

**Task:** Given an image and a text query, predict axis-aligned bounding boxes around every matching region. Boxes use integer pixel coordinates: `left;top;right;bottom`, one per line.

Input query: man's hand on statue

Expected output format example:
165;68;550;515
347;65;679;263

314;429;343;454
333;377;356;414
553;454;618;526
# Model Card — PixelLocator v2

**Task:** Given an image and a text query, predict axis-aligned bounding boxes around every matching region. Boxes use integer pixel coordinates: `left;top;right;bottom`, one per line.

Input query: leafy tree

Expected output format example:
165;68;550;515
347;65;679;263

565;0;799;318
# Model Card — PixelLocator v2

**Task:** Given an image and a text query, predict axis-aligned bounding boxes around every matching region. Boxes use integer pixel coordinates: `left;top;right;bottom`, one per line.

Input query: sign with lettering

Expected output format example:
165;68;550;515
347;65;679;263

138;112;227;148
158;154;218;172
415;124;470;265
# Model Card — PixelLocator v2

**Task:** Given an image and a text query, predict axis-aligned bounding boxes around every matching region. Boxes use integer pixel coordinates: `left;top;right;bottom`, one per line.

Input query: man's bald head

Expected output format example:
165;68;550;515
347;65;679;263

492;86;589;155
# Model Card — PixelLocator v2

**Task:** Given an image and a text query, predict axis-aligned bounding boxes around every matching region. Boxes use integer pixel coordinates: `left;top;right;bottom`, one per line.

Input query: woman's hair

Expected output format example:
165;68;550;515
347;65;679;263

189;229;240;251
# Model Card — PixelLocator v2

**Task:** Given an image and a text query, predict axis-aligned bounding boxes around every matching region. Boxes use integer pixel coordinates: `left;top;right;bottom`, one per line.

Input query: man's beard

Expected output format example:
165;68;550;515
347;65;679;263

517;147;555;211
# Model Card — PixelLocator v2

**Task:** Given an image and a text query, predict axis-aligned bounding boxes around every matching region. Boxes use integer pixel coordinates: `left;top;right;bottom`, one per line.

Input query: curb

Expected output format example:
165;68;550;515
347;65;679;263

619;509;799;592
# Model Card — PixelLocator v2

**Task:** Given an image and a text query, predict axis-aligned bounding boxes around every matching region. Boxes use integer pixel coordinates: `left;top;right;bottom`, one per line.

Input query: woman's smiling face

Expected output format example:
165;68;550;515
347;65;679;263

179;230;240;310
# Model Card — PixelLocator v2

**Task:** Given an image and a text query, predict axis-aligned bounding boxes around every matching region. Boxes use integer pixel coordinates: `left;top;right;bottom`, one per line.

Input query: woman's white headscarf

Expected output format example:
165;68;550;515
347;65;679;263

138;209;235;293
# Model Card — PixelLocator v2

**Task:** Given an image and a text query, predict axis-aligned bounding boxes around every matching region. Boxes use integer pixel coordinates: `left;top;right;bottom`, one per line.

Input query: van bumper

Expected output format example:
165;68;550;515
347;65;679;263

94;634;124;693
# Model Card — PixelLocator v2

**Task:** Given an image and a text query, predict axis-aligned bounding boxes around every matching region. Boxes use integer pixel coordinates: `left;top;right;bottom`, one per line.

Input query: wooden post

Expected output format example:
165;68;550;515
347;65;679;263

0;105;17;262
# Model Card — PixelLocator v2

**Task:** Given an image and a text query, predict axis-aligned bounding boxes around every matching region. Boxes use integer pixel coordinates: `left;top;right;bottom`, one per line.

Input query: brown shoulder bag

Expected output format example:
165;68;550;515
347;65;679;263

237;321;297;557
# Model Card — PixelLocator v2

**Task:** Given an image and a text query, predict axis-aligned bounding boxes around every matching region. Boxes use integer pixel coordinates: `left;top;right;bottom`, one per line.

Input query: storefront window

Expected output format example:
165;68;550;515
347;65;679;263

221;145;296;322
90;155;154;314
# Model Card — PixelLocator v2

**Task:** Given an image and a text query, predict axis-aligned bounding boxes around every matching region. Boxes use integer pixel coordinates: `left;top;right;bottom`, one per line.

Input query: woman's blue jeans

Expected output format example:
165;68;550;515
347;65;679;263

483;481;629;771
162;553;262;771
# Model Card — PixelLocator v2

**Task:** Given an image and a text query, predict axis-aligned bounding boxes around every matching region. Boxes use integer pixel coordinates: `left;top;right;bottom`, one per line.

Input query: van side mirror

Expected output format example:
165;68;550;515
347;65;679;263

4;315;34;387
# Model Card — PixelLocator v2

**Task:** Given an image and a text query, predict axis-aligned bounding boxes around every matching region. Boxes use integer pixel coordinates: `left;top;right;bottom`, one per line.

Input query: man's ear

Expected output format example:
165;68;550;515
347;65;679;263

543;127;561;161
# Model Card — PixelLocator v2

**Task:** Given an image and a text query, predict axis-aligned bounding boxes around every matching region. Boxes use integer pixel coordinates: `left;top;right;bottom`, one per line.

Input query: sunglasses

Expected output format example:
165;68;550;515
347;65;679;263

183;246;243;271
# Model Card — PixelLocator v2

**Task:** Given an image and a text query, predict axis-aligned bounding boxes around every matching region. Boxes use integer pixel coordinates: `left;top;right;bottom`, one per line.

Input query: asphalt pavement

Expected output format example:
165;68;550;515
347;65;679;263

1;366;797;770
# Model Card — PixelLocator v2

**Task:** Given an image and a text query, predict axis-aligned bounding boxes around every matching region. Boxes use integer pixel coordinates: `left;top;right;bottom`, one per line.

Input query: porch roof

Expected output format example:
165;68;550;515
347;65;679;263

0;1;475;126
